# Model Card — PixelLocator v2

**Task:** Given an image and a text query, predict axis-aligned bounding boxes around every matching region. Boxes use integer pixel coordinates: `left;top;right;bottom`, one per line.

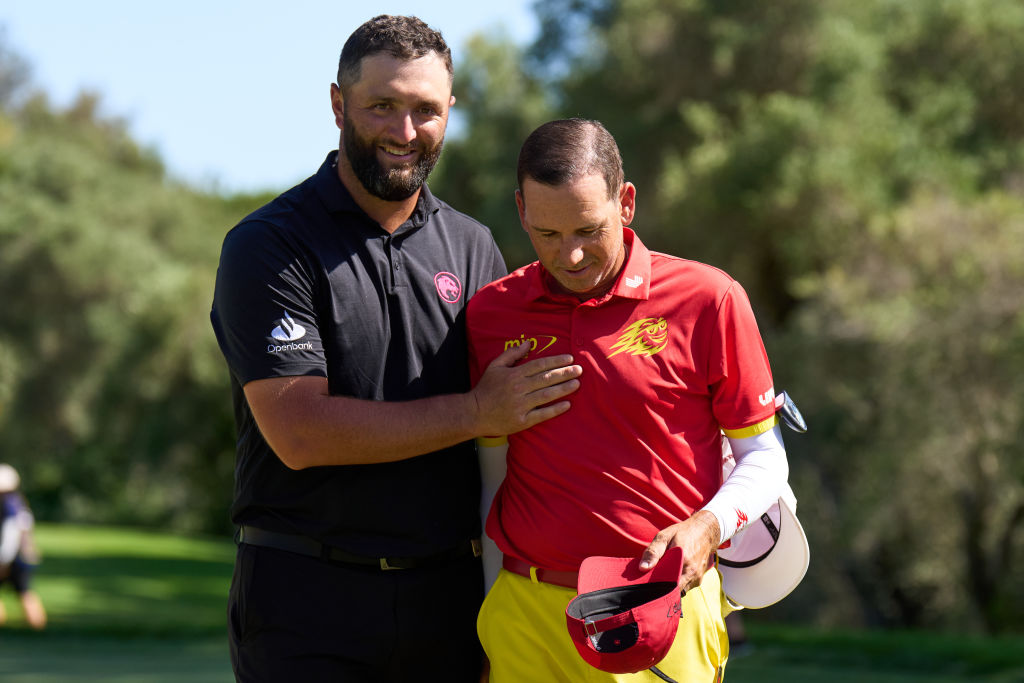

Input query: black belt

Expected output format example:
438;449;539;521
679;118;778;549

502;555;579;589
237;525;482;571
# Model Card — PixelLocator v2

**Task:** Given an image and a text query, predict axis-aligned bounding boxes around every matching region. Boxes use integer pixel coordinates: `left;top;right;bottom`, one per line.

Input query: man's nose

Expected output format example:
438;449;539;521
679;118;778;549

562;241;585;266
389;112;417;144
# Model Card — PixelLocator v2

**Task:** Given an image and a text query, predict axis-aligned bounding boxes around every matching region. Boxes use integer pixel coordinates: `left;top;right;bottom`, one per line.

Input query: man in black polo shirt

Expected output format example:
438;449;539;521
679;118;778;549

210;15;582;682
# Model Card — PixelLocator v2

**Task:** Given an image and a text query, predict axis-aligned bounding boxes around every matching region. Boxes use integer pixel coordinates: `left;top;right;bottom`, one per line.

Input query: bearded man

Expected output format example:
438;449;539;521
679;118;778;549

210;16;581;682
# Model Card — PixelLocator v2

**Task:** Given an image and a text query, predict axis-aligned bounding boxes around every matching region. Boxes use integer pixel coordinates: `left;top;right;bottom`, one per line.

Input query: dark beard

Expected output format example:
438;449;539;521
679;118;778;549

343;113;443;201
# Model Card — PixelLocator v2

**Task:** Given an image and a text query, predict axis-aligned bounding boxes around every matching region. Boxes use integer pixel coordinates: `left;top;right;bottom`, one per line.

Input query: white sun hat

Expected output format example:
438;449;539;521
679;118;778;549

717;481;810;609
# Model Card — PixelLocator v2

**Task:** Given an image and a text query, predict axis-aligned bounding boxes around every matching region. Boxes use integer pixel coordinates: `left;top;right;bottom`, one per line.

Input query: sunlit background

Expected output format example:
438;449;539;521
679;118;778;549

0;1;1022;680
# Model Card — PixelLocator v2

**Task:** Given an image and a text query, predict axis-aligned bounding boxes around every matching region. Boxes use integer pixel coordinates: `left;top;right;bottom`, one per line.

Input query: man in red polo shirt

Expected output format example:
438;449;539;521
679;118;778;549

467;118;792;682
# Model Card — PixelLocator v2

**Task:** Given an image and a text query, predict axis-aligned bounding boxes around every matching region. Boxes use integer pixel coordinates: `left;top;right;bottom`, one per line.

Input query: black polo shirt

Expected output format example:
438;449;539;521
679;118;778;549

210;151;507;557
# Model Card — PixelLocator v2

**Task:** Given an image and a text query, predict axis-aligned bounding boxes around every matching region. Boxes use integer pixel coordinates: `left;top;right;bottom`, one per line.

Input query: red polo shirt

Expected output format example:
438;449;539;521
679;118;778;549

466;229;775;571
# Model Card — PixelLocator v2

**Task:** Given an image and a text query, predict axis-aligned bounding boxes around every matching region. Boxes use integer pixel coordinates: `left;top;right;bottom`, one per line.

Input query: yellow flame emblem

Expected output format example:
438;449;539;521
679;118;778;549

607;317;669;358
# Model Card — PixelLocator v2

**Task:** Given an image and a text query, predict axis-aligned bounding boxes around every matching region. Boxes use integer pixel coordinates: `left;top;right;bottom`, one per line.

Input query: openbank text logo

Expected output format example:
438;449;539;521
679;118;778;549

268;341;314;353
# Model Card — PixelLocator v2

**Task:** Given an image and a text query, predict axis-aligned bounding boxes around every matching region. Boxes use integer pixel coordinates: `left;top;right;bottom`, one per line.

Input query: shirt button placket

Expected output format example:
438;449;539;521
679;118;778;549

572;307;584;348
383;235;399;290
392;243;404;288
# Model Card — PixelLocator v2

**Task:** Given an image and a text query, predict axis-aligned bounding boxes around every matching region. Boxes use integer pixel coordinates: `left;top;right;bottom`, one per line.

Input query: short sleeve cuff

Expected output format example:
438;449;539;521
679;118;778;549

722;415;778;439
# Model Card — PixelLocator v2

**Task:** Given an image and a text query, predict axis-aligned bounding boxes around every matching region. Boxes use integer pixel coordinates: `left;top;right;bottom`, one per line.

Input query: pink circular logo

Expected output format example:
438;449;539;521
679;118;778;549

434;272;463;304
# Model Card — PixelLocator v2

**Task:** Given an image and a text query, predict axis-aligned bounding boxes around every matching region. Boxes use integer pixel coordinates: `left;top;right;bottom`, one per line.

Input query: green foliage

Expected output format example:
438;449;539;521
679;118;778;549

0;27;30;107
0;82;262;533
433;33;555;269
786;193;1024;633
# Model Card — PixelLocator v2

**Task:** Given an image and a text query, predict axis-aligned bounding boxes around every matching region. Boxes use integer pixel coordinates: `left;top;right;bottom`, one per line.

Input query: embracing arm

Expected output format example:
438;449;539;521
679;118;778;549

245;342;581;469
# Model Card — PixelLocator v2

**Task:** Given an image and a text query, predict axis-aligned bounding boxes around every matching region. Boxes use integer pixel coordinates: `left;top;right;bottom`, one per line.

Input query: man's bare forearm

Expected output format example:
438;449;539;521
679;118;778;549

245;345;582;469
247;378;481;469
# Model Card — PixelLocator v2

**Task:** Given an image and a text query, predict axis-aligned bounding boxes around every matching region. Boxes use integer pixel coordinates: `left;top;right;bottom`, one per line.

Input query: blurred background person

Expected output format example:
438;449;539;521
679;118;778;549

0;463;47;630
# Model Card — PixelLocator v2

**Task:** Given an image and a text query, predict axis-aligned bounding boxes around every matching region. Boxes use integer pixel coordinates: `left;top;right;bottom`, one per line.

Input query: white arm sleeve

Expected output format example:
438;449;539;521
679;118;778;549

478;437;508;593
0;516;21;565
701;425;789;546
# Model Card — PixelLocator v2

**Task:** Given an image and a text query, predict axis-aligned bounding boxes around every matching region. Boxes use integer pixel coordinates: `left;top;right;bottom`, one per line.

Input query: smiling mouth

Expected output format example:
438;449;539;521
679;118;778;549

564;264;592;276
381;145;416;159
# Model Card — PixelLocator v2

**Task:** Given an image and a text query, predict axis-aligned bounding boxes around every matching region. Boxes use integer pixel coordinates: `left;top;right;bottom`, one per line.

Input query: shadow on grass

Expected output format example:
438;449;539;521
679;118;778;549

0;629;233;683
726;624;1024;683
34;552;234;638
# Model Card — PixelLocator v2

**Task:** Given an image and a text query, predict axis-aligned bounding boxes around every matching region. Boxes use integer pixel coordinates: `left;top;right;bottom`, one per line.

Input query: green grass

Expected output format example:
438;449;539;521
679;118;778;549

0;523;234;681
1;523;1022;682
0;632;230;683
9;523;234;637
726;625;1024;682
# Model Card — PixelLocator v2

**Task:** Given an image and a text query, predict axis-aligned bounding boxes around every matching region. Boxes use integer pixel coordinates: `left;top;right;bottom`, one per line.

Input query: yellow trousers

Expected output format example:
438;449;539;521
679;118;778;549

479;566;730;682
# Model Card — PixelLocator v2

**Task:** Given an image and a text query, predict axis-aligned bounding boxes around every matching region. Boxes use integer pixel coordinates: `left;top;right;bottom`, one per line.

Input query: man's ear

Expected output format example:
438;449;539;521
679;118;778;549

619;182;637;226
515;189;529;233
330;83;344;130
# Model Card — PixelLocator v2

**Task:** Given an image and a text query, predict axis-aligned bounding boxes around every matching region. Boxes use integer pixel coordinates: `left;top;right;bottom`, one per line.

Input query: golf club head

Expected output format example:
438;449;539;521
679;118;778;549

775;391;808;433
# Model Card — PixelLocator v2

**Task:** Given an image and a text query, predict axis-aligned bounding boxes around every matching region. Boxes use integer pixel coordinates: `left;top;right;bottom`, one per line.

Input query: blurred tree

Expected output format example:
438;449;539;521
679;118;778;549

0;64;264;532
0;26;30;106
433;32;554;269
788;192;1024;632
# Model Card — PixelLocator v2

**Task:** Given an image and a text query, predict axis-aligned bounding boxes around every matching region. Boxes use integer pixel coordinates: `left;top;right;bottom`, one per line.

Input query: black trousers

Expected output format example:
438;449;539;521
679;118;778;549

228;543;485;682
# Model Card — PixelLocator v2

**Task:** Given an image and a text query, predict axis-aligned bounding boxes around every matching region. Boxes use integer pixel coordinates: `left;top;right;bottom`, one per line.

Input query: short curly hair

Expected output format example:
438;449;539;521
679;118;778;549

337;15;453;94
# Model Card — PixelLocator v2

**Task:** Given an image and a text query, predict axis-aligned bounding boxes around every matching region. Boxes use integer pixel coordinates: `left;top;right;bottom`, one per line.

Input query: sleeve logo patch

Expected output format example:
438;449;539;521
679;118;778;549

270;311;307;342
607;317;669;358
267;310;313;353
434;271;463;304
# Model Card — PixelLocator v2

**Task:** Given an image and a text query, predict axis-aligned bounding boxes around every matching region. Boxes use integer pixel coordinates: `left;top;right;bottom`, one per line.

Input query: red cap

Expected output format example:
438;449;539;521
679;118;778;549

564;547;684;674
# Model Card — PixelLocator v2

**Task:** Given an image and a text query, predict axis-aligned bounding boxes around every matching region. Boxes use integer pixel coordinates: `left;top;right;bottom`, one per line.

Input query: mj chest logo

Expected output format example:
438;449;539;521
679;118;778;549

501;317;670;360
504;334;559;354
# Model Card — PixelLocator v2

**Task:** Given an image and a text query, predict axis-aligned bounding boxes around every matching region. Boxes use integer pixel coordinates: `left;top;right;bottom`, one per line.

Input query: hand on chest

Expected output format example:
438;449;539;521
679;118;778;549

496;304;703;403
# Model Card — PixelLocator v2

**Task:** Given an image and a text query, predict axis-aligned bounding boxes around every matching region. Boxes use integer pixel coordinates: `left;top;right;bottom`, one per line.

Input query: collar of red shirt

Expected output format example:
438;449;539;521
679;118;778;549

526;227;653;304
